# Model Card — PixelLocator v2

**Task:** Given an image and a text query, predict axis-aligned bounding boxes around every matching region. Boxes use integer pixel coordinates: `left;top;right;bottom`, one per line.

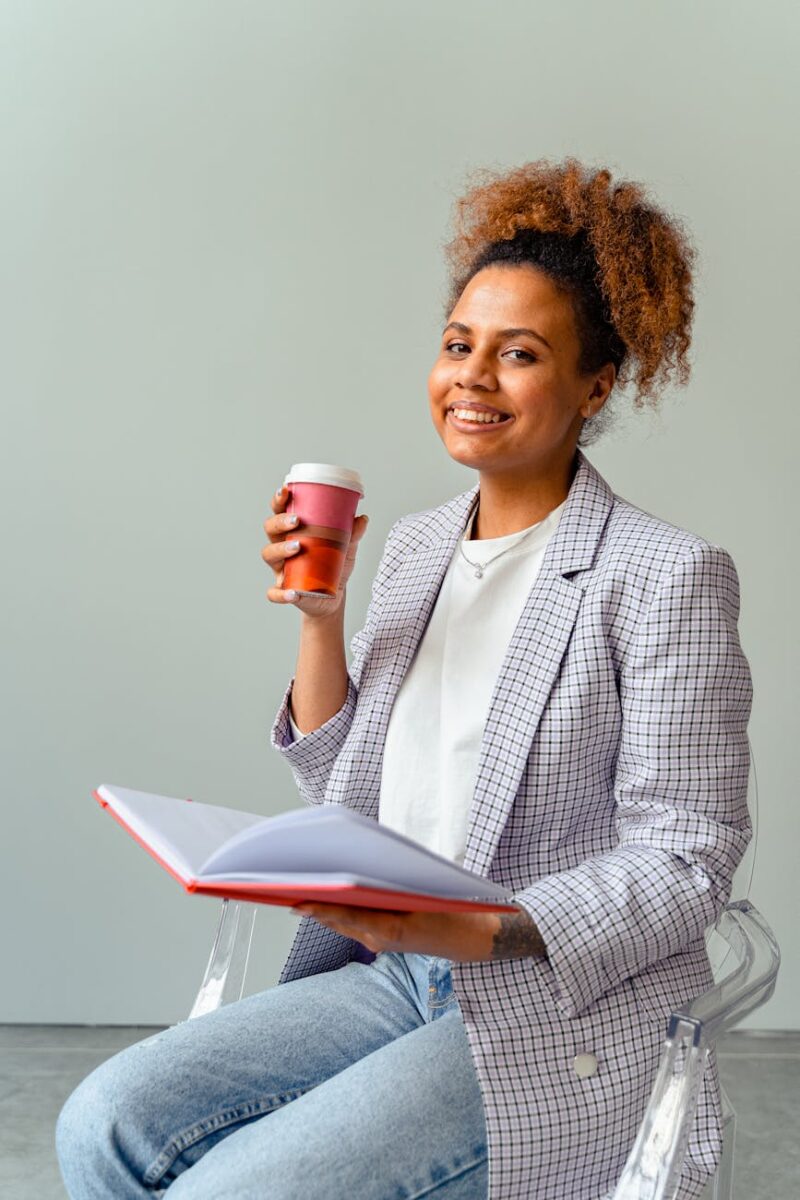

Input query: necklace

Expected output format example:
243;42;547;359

458;500;543;579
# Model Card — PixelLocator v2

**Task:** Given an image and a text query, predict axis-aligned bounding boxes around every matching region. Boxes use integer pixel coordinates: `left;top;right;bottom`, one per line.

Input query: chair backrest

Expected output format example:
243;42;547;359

705;734;757;979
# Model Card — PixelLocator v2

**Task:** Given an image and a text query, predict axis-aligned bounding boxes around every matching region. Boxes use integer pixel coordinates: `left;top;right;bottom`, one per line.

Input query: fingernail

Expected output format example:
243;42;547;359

287;540;300;550
287;514;298;524
285;590;298;600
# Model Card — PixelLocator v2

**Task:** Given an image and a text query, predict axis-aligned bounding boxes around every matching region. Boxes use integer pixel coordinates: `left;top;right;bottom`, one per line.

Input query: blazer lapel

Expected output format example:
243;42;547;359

464;453;615;874
330;452;616;876
462;570;584;876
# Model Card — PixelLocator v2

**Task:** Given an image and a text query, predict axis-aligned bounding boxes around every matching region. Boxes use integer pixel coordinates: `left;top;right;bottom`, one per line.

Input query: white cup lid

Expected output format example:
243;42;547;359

284;462;365;497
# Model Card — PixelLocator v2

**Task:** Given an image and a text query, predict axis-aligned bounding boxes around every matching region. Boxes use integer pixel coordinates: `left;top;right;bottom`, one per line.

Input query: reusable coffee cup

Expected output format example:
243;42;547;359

281;463;365;598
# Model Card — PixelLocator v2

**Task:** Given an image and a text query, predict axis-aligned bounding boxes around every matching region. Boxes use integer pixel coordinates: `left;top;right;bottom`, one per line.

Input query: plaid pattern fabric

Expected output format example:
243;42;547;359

269;450;753;1200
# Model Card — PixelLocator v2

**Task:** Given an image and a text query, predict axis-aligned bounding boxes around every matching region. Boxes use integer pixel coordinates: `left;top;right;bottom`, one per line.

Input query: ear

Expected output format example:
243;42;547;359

581;362;616;419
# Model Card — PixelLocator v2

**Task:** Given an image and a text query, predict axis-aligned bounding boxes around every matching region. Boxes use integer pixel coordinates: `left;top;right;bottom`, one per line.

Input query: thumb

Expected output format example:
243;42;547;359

352;514;369;540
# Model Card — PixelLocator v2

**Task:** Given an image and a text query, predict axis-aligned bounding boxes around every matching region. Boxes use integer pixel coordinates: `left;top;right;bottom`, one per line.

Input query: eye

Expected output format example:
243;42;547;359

444;341;536;363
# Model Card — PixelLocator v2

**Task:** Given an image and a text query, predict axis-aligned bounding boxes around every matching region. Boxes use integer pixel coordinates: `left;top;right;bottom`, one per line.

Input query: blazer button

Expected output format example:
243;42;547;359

573;1053;598;1078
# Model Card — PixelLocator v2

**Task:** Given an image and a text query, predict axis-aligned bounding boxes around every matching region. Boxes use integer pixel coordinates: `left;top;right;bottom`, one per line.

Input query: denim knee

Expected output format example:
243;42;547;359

57;1065;112;1165
55;1050;151;1199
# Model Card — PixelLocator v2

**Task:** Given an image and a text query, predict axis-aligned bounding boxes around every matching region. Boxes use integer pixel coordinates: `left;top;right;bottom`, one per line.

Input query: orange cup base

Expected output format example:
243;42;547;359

282;538;347;597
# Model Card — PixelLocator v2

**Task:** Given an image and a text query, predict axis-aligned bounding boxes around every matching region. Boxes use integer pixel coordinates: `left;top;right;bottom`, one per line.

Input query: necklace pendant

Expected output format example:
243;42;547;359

474;565;484;579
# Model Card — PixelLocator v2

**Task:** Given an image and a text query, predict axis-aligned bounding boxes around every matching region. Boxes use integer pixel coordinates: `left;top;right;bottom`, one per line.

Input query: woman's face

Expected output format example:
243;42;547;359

428;264;614;481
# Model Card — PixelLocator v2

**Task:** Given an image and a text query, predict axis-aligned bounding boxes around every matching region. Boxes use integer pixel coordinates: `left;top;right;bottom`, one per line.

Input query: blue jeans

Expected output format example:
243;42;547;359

55;951;490;1199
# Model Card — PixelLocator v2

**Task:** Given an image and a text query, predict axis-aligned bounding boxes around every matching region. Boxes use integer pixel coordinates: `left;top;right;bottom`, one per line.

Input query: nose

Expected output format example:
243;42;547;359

454;353;496;391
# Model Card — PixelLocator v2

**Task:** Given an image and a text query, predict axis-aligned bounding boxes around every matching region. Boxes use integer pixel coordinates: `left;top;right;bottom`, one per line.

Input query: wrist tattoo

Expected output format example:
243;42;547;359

490;903;547;961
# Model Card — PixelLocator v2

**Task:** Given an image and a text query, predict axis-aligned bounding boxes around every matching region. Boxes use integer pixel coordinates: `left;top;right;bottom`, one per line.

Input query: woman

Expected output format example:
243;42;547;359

56;158;753;1200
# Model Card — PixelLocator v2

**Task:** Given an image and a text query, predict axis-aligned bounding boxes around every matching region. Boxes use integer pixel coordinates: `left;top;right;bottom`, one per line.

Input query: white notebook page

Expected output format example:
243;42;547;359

96;784;268;881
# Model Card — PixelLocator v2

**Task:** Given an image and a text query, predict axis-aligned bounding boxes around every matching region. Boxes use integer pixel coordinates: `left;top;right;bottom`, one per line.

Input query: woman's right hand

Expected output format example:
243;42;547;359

262;484;369;619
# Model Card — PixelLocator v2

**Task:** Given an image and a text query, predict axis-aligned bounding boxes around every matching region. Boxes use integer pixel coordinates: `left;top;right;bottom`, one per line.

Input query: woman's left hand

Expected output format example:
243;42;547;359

290;903;502;961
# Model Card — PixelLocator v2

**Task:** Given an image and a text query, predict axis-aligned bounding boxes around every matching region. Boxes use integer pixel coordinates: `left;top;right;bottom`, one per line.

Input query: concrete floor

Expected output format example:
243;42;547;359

1;1025;798;1197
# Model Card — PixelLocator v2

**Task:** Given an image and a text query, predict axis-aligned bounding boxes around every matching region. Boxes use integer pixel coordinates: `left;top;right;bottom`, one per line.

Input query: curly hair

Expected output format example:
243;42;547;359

440;157;698;446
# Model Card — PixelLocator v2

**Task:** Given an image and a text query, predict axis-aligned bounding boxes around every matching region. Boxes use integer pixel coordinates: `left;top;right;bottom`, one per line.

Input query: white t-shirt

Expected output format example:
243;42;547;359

287;496;567;865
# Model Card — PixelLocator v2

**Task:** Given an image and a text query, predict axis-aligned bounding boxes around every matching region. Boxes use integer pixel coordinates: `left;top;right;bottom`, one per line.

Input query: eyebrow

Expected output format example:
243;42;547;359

442;320;552;351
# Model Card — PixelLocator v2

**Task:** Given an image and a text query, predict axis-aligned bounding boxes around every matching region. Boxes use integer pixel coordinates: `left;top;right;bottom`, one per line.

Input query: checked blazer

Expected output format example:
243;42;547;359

269;449;753;1200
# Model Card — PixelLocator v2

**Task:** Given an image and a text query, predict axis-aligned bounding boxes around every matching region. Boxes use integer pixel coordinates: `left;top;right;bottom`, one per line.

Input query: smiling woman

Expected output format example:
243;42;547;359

56;157;750;1200
440;157;696;439
430;262;616;534
428;156;698;538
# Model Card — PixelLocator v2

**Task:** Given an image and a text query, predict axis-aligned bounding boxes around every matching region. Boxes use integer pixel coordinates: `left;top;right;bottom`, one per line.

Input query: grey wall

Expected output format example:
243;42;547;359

2;0;797;1028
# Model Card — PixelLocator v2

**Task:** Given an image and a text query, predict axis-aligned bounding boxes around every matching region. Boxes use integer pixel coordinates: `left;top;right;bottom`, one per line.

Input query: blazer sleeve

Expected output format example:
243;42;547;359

512;541;754;1019
286;707;305;742
268;517;407;805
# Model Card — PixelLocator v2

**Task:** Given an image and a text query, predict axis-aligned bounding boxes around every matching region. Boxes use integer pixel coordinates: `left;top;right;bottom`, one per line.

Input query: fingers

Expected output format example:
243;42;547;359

293;903;404;951
263;484;302;583
263;486;301;601
261;533;300;567
265;485;297;535
266;584;299;604
264;501;300;541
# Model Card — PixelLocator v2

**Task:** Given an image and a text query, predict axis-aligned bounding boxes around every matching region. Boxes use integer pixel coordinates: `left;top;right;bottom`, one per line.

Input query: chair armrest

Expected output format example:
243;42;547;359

683;900;780;1042
612;900;780;1200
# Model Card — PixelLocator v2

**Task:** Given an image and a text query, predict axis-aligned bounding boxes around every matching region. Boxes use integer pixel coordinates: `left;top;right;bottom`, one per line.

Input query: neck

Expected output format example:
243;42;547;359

469;452;578;540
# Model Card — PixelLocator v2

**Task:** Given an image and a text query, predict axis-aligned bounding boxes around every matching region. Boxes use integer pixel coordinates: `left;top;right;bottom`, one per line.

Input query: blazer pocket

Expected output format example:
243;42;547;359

629;972;673;1033
575;977;665;1083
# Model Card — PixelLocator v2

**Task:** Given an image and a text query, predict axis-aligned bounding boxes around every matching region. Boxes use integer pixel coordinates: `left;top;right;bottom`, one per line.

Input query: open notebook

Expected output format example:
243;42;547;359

93;785;519;913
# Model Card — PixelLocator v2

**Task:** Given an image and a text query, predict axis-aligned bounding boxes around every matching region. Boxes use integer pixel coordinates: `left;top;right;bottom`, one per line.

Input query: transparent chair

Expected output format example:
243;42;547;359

611;742;780;1200
186;739;780;1200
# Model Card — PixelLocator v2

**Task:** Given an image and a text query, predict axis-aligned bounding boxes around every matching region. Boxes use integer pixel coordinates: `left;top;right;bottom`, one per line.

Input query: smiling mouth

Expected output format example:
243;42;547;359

447;407;513;427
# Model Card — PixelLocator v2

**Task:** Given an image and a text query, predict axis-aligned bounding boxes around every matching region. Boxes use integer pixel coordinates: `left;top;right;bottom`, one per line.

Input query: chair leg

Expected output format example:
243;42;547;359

709;1084;736;1200
185;899;258;1021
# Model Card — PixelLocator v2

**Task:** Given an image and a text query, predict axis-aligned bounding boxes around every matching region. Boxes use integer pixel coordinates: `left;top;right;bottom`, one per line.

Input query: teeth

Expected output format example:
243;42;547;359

450;408;506;424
